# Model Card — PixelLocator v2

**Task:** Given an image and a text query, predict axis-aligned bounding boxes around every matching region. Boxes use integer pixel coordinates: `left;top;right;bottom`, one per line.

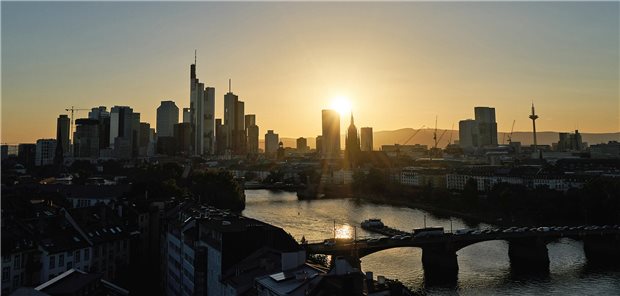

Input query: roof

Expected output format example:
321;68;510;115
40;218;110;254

255;264;324;296
36;269;101;294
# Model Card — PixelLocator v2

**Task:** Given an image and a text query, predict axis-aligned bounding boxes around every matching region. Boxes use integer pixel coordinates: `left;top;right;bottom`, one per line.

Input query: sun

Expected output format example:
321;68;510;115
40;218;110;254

330;96;352;116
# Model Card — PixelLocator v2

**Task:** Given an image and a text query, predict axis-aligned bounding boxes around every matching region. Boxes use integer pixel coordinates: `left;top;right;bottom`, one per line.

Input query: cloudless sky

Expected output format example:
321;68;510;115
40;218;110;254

2;1;619;143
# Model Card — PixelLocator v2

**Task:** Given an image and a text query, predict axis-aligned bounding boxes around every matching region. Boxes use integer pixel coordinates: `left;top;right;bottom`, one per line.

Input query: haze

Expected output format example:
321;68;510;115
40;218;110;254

2;2;619;143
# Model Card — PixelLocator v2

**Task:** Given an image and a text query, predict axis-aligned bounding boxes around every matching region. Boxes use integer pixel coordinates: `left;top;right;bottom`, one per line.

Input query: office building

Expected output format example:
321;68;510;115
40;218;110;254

224;85;246;155
557;130;583;152
182;108;191;123
139;122;151;156
360;127;373;151
17;143;36;168
474;107;498;147
156;101;179;138
315;136;323;154
321;109;341;159
109;106;134;159
35;139;57;166
215;118;226;155
459;106;498;151
174;122;193;155
245;115;259;154
189;61;215;156
73;119;100;158
131;113;141;157
265;130;279;157
88;106;109;120
459;119;479;150
345;114;361;167
297;137;308;152
57;114;71;156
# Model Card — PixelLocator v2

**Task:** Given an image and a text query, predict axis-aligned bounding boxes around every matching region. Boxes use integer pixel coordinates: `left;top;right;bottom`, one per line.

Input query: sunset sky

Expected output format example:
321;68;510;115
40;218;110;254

2;2;619;144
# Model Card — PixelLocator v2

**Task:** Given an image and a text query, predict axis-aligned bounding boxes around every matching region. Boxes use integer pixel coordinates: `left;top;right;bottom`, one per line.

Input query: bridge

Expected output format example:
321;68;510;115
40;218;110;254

303;225;620;284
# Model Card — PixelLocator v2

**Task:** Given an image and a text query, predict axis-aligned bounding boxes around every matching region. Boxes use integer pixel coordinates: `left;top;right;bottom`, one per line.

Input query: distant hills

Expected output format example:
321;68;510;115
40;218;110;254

264;129;619;150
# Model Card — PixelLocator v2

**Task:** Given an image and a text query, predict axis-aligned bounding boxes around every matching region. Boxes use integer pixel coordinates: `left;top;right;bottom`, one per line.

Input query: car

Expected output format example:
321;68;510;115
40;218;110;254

324;240;336;246
391;235;402;240
400;235;412;240
455;229;474;235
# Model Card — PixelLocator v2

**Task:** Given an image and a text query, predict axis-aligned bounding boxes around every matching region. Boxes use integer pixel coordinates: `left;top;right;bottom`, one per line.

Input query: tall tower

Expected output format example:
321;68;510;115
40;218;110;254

529;103;539;152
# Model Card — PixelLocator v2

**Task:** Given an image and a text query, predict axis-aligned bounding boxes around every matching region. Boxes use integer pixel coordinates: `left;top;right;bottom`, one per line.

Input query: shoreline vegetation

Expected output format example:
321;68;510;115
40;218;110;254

293;175;620;228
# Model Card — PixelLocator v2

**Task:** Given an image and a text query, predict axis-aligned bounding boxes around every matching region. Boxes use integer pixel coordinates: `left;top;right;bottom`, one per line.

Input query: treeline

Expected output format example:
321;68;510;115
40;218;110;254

351;169;620;226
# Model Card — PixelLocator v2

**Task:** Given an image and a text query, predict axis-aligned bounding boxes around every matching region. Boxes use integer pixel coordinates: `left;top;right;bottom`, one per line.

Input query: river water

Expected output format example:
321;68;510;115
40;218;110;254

242;190;620;295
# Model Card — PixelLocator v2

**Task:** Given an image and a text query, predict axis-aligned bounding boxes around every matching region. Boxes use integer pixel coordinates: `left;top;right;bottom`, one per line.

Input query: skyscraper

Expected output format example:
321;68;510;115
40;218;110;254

345;114;361;167
223;83;246;155
245;115;259;155
88;106;110;149
109;106;134;159
321;110;341;159
183;108;191;123
474;107;498;147
360;127;373;151
156;101;179;138
296;137;308;152
265;130;279;157
35;139;57;166
458;119;479;150
56;114;71;156
73;119;99;158
189;57;215;156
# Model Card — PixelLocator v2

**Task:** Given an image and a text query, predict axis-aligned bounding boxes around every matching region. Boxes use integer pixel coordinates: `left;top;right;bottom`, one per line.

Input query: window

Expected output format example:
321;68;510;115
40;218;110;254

2;267;10;282
12;274;19;288
59;254;64;267
84;248;90;260
74;250;80;263
67;262;72;269
13;254;20;269
49;256;55;269
2;255;10;263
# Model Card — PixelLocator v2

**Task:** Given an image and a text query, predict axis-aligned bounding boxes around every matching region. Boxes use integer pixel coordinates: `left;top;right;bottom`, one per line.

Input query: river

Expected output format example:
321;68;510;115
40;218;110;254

242;190;620;295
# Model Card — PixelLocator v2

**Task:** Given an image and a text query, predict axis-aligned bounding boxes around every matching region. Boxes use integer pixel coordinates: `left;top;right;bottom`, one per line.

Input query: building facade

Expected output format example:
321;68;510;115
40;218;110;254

321;110;340;159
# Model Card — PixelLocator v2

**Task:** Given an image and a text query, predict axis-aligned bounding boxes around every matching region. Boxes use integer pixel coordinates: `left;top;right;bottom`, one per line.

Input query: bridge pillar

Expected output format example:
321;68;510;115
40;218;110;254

583;236;620;265
508;238;549;273
421;244;458;285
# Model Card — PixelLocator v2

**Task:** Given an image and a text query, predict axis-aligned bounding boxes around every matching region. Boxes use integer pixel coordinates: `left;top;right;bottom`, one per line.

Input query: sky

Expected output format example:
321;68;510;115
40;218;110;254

2;1;619;144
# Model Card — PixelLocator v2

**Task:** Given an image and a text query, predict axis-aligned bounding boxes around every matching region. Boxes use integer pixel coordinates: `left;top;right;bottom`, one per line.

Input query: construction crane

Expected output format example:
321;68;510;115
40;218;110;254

65;106;89;142
401;125;426;145
446;123;455;147
507;120;516;144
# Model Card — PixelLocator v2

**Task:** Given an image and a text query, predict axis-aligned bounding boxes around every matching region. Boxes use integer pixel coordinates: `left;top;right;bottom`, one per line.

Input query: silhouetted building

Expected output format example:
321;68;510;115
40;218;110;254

156;101;179;138
360;127;373;151
174;122;192;155
73;119;100;159
56;115;71;157
224;85;246;155
35;139;57;166
265;130;279;157
321;109;340;159
297;137;308;153
345;114;361;168
182;107;191;123
139;122;151;156
17;143;36;168
189;61;215;155
88;106;109;120
475;107;498;147
557;130;583;152
246;115;259;155
131;113;141;157
157;137;176;156
215;118;226;155
590;141;620;159
459;119;479;150
1;145;8;160
315;136;323;154
109;106;134;158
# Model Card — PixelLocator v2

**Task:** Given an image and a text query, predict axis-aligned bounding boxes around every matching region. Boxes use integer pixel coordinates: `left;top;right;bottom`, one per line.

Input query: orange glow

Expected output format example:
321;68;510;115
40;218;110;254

335;224;353;239
330;96;352;117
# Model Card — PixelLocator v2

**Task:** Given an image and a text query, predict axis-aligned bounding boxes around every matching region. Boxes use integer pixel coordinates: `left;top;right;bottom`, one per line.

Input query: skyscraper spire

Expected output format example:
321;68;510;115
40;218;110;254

350;112;354;125
229;79;231;93
194;49;197;65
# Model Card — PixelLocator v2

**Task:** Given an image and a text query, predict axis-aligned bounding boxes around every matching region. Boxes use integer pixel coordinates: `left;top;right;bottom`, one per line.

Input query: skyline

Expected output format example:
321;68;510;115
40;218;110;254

2;2;619;143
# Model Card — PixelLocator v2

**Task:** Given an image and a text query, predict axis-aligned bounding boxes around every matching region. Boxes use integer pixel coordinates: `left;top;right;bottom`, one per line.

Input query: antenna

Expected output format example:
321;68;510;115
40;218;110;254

194;49;197;65
229;79;231;93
